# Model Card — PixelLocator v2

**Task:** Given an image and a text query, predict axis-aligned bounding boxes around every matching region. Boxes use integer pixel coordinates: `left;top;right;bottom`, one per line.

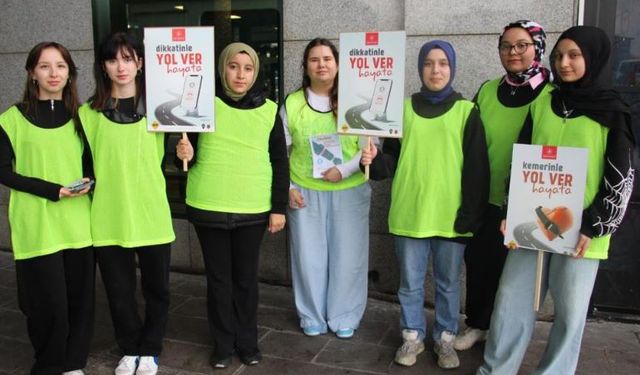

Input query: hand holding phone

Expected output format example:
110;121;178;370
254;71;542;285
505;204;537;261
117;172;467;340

65;178;95;194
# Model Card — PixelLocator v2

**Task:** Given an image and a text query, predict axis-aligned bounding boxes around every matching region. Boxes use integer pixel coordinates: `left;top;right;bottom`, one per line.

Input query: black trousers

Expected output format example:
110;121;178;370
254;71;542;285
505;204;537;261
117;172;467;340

463;205;508;330
96;244;171;356
194;223;266;358
16;248;95;375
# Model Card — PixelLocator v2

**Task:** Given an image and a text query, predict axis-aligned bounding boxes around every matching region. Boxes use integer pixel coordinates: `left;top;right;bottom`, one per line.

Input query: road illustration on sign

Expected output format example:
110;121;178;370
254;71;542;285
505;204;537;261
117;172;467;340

153;94;210;130
508;205;576;255
511;222;555;252
344;103;384;131
155;99;196;126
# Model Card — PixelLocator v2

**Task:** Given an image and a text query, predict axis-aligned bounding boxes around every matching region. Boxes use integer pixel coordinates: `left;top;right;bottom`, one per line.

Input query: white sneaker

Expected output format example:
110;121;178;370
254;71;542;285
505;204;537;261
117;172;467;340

63;371;85;375
434;331;460;369
115;355;139;375
453;327;488;350
394;329;425;367
136;356;159;375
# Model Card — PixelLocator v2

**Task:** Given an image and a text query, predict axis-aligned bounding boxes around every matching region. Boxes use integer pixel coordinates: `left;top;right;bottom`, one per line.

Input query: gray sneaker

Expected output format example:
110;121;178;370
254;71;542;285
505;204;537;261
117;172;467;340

434;331;460;369
454;326;488;350
394;329;425;366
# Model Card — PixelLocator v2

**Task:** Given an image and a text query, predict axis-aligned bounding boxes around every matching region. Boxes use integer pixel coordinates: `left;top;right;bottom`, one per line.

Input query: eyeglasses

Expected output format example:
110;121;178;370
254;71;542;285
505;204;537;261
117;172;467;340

498;42;534;55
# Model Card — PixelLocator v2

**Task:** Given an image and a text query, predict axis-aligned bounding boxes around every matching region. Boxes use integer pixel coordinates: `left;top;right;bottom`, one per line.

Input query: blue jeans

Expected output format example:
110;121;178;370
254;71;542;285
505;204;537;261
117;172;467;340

476;250;599;375
288;184;371;333
395;236;465;341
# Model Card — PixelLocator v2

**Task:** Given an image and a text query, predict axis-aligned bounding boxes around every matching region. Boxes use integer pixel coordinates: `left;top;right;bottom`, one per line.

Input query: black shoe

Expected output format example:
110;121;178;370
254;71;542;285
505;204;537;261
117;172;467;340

239;350;262;366
209;353;232;369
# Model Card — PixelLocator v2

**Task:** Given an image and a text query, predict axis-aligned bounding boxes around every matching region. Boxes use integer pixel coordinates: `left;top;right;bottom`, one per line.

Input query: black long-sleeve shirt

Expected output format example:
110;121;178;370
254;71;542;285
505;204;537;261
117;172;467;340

0;100;92;201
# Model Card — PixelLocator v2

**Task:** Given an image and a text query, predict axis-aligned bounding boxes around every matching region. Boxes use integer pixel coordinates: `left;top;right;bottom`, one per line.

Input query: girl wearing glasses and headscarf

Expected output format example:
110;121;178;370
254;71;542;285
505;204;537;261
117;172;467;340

455;20;553;351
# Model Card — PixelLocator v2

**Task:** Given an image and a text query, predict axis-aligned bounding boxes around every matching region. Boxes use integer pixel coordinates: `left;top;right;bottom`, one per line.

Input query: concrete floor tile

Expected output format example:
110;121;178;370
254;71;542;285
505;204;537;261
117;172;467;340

0;252;13;269
0;286;18;310
348;317;395;346
164;314;211;346
0;267;17;288
257;305;301;333
90;322;119;354
581;320;640;349
0;336;32;373
260;330;330;362
0;309;28;342
168;293;192;314
456;344;485;373
156;339;238;374
241;355;374;374
575;347;613;374
315;339;395;373
361;299;400;322
601;348;640;373
170;275;207;298
380;325;403;348
257;326;270;341
519;339;546;369
531;320;552;340
94;297;115;326
259;283;296;311
170;296;207;319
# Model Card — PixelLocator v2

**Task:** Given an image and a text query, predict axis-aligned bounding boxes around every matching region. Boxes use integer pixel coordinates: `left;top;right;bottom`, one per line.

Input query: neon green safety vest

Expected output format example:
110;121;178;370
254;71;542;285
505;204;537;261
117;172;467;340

389;98;475;238
530;94;610;259
477;78;552;206
0;106;92;259
79;103;175;247
186;97;276;213
285;90;365;191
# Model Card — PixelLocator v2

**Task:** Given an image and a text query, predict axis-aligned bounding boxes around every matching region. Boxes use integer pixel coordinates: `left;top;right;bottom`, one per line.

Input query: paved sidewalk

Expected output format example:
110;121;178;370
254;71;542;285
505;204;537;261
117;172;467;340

0;251;638;374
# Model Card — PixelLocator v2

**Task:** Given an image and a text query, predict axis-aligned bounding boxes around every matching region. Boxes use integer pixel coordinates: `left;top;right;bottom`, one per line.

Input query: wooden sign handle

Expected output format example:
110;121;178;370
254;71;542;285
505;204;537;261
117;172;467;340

182;132;188;172
364;136;371;181
534;250;544;311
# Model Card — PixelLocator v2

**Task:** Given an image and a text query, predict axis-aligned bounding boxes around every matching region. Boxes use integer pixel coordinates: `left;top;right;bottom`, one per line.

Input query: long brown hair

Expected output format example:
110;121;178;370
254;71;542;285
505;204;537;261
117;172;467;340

301;38;339;117
90;32;145;111
22;42;82;132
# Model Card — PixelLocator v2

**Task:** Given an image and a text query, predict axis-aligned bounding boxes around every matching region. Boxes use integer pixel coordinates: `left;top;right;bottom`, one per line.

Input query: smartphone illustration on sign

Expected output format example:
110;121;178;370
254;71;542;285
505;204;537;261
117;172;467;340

181;74;203;115
369;79;393;118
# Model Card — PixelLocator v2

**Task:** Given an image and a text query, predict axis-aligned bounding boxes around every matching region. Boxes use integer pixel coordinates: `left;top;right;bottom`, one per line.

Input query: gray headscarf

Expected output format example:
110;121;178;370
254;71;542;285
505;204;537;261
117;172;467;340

218;42;259;101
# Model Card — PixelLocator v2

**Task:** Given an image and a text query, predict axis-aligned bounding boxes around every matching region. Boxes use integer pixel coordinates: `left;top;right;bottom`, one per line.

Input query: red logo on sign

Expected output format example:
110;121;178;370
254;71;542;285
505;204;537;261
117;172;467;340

172;28;186;42
365;32;379;46
541;145;558;160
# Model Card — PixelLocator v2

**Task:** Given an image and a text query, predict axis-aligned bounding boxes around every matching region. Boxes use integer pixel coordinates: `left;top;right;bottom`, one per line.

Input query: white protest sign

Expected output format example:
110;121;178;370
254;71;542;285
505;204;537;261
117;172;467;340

338;31;405;138
504;144;589;256
145;27;215;132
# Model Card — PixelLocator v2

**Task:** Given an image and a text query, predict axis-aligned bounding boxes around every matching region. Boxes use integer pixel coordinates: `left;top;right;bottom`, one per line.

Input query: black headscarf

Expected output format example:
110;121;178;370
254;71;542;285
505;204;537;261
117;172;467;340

550;26;630;131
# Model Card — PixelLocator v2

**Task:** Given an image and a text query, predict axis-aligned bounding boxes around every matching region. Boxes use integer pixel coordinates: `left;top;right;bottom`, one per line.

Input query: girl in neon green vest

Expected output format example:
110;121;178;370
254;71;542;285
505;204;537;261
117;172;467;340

477;26;636;375
176;42;288;369
365;40;489;369
283;38;375;340
457;20;552;351
0;42;94;375
80;32;175;375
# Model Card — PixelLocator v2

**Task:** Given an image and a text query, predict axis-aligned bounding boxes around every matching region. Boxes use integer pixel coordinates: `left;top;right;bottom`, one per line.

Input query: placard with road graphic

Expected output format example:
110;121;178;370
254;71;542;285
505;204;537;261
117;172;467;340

144;27;215;132
504;144;588;255
338;31;405;138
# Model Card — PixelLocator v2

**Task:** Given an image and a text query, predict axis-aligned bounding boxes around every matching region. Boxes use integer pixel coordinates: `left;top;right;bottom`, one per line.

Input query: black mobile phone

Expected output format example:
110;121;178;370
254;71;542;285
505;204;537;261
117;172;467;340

66;179;95;193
